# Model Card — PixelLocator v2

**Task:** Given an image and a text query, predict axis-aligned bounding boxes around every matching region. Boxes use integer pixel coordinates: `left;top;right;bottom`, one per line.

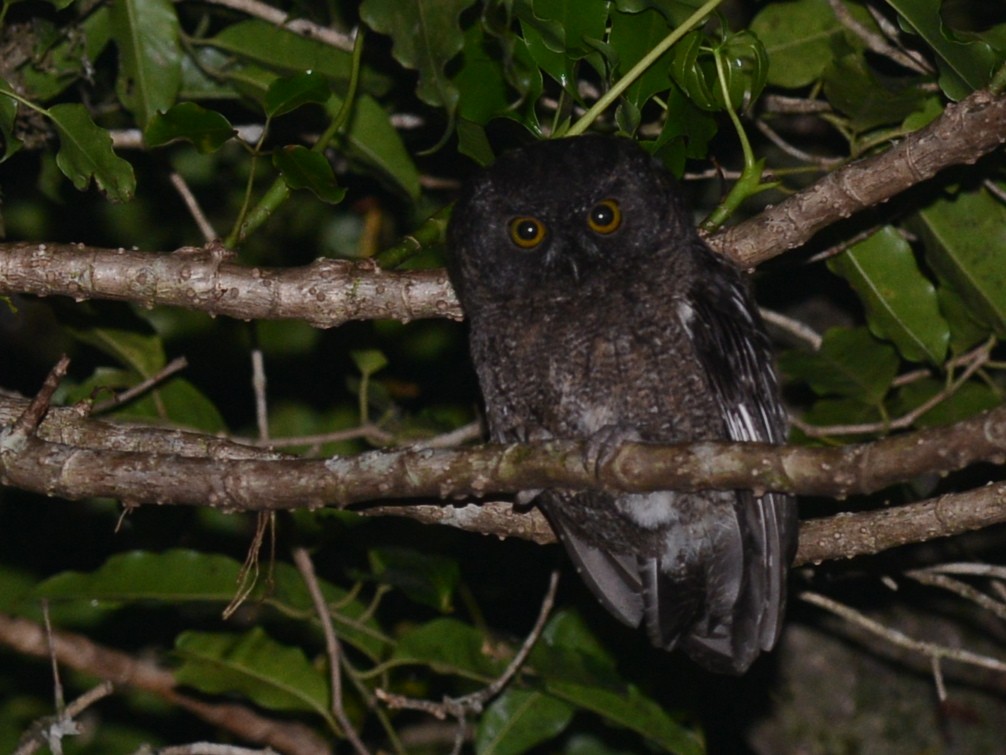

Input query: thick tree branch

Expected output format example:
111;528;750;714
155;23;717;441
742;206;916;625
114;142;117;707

0;243;459;327
3;391;1006;565
710;87;1006;266
2;90;1005;324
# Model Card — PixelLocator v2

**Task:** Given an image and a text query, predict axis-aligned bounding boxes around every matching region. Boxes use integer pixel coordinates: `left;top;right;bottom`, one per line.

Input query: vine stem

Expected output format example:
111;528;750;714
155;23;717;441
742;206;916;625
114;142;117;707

567;0;724;136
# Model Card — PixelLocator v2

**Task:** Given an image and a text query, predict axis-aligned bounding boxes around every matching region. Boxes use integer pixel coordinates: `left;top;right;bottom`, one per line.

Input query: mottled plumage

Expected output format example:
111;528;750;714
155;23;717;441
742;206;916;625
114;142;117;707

446;135;797;673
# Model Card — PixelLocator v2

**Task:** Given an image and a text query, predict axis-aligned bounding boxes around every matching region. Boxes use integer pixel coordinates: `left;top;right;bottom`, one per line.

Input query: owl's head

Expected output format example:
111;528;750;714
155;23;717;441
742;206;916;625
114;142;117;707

447;135;696;307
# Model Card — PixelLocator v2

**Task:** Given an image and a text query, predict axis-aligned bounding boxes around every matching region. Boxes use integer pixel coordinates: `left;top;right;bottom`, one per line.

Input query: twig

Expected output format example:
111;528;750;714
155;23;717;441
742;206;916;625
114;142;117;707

406;420;484;450
251;349;269;443
376;569;560;748
13;681;114;755
754;118;843;168
3;355;70;445
170;172;218;243
758;307;822;350
827;0;931;74
800;590;1006;674
794;341;992;437
904;568;1006;623
131;743;279;754
292;547;370;755
252;424;394;449
90;357;189;414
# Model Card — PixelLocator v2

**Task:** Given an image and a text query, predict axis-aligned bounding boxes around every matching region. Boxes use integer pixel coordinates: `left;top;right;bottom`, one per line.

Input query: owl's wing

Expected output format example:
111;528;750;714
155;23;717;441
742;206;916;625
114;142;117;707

662;250;797;672
546;513;644;627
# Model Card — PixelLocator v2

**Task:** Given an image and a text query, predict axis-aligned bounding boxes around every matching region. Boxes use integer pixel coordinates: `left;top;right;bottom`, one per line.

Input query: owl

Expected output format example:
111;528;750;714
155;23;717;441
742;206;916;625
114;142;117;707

446;135;797;674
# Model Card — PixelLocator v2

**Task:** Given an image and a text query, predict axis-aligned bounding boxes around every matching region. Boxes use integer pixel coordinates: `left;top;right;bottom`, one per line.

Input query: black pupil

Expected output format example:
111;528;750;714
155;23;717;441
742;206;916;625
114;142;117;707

516;220;539;240
592;204;613;226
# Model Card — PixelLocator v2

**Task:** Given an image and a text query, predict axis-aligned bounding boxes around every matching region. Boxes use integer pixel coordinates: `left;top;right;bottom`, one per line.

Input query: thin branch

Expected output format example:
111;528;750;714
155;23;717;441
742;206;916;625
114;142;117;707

195;0;354;51
758;307;822;350
826;0;931;75
904;569;1006;623
376;569;559;744
800;590;1006;674
711;88;1006;267
3;91;1006;323
170;172;218;243
14;681;114;755
794;339;993;437
0;613;331;755
291;547;370;755
91;357;190;414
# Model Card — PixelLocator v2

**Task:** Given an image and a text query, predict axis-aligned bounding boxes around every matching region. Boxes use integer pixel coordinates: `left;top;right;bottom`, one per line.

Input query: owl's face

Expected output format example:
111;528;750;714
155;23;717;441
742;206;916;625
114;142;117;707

447;136;693;306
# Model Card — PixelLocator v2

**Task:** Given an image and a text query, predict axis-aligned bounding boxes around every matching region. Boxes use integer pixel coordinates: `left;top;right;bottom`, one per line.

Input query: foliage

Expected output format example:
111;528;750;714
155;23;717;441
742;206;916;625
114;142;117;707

2;0;1006;752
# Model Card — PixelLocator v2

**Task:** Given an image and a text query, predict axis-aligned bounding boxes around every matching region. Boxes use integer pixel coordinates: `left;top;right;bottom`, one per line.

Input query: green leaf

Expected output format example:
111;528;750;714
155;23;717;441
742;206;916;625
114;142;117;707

779;327;900;404
174;628;332;721
66;322;165;377
0;88;21;162
456;117;495;165
359;0;477;114
264;71;332;118
608;6;674;110
48;103;136;201
885;0;998;99
33;549;390;660
274;146;346;204
19;8;113;102
339;93;421;199
453;22;512;124
476;689;574;754
145;102;236;152
936;283;992;355
913;188;1006;337
109;0;182;127
752;0;865;88
670;30;768;113
515;0;611;86
368;546;460;612
351;348;390;377
393;618;506;681
205;19;390;94
822;50;929;131
793;397;884;441
828;226;949;364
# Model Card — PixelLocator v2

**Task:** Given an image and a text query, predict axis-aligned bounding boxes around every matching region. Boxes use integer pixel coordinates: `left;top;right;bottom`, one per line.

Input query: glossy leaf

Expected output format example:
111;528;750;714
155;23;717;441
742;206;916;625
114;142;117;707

338;94;421;199
453;22;512;124
205;20;390;94
49;103;136;201
476;689;574;754
936;283;992;355
34;549;390;659
264;71;332;118
174;628;332;720
516;0;611;86
885;0;998;99
913;188;1006;337
608;6;674;109
778;327;900;404
109;0;182;126
274;146;346;204
828;226;949;364
360;0;476;112
64;322;165;377
145;102;236;152
671;30;768;112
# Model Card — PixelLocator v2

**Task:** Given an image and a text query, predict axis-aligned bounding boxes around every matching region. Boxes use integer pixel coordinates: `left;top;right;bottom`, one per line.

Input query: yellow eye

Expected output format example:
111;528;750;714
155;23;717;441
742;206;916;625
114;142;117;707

587;198;622;234
508;216;547;249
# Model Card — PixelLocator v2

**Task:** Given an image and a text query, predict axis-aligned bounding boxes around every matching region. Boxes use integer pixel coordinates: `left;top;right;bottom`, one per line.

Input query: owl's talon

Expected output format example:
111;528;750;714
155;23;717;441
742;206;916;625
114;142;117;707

515;489;541;507
585;424;641;479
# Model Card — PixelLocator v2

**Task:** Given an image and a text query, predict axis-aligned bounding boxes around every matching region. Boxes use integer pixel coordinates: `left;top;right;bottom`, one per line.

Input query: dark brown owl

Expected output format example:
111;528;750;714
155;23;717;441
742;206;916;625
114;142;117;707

446;135;796;674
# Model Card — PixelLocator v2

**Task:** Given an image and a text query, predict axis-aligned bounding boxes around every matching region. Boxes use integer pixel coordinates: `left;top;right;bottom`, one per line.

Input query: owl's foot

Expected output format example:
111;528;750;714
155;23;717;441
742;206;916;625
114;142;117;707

514;489;542;507
585;424;641;479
